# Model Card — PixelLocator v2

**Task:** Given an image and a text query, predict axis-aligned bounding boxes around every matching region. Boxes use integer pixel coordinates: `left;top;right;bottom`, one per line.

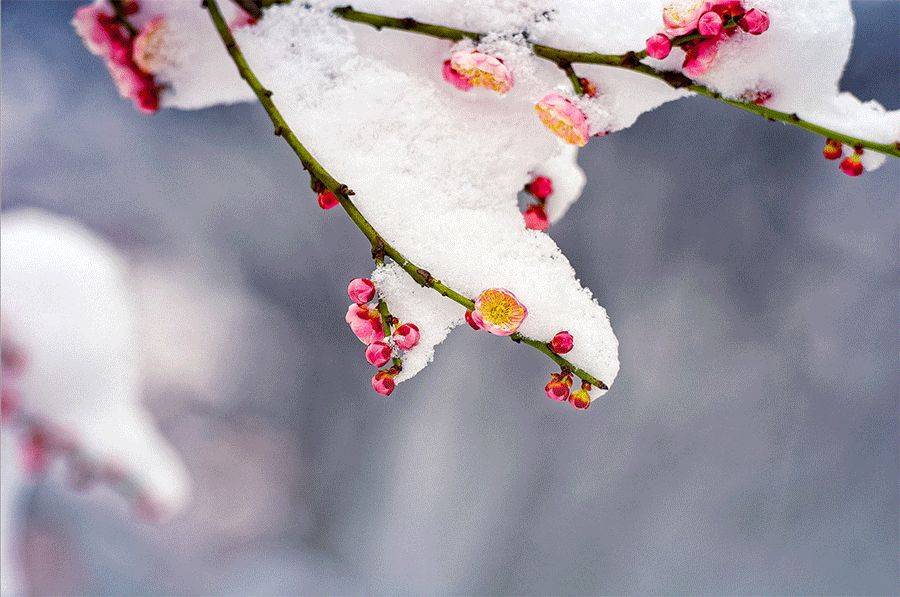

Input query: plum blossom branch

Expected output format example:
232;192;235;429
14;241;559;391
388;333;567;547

330;5;900;159
204;0;608;391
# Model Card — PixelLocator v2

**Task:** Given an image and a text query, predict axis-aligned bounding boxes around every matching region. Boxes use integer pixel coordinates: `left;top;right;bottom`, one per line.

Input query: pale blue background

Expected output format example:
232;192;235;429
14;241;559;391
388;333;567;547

2;1;897;594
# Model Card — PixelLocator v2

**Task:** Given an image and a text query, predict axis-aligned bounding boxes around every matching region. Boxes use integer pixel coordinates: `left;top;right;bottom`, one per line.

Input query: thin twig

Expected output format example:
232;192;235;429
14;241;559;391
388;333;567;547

330;6;900;158
203;0;608;390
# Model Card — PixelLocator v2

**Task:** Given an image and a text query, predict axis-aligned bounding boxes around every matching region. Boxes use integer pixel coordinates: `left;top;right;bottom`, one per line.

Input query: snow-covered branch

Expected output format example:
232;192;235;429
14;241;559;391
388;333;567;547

204;0;609;398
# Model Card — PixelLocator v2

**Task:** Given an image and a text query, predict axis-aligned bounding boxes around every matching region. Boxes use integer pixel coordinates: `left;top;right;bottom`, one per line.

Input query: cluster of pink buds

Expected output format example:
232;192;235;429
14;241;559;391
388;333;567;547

522;175;553;231
73;1;163;113
823;139;867;177
443;49;514;94
465;288;528;336
645;1;770;77
544;372;592;410
345;277;421;396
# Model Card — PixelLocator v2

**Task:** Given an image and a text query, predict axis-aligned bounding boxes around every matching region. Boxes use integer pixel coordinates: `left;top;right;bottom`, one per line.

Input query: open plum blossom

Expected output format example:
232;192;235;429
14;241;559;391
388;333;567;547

132;16;167;74
535;93;590;147
72;1;162;113
569;387;592;410
445;50;513;94
471;288;528;336
645;1;770;78
345;304;385;344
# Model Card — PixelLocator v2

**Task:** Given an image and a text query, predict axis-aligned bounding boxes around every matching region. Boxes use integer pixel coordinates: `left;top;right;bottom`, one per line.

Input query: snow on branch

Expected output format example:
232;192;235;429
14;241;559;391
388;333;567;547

70;0;897;405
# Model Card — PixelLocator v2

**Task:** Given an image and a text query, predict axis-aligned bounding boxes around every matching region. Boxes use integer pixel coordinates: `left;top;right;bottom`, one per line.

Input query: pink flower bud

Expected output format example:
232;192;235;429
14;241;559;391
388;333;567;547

318;190;339;210
544;374;570;402
839;151;864;177
645;33;673;59
345;304;385;344
550;331;574;354
523;204;549;231
822;139;842;161
442;59;473;91
464;310;482;330
21;429;50;475
569;388;591;410
534;93;590;147
449;50;514;94
392;323;420;350
738;8;769;35
697;11;723;37
347;277;376;305
527;175;553;200
365;341;393;367
372;370;395;396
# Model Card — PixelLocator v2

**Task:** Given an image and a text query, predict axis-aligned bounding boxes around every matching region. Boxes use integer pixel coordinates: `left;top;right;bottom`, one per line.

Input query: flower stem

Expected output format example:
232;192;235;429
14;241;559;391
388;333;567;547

203;0;608;390
330;6;899;159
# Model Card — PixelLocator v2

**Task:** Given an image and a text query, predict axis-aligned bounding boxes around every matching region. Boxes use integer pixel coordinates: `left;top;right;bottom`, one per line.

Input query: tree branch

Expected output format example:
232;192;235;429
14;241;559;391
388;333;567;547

203;0;608;390
330;6;900;159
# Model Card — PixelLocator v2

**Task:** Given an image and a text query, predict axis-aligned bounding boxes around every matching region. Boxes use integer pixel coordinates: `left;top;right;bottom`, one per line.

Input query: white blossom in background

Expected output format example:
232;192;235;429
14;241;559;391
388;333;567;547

0;209;191;596
70;0;899;401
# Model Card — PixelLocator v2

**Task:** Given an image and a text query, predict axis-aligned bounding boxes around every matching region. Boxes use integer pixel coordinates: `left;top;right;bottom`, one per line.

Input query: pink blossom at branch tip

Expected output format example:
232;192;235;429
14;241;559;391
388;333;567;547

682;36;721;78
464;309;482;330
345;304;385;344
472;288;527;336
544;374;570;402
317;190;339;210
371;370;395;396
839;151;863;176
550;331;574;354
535;93;590;147
365;341;393;367
347;277;376;304
523;204;549;231
738;8;769;35
645;33;672;60
392;323;420;350
442;59;473;91
527;175;553;201
449;50;513;94
697;11;724;37
822;139;843;160
569;388;591;410
133;16;167;75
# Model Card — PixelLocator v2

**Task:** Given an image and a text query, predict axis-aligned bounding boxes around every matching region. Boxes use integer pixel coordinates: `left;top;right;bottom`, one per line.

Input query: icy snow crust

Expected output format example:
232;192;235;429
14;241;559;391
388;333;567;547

137;0;896;392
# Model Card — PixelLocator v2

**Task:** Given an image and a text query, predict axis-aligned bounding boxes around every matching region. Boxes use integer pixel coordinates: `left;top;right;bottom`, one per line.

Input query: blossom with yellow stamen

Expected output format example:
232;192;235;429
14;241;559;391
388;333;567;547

449;50;514;94
534;93;590;147
471;288;528;336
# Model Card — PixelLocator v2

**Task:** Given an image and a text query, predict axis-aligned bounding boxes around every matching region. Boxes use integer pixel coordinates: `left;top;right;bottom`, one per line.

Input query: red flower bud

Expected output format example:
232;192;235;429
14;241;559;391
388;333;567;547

365;341;393;367
550;331;574;354
317;190;339;210
527;175;553;201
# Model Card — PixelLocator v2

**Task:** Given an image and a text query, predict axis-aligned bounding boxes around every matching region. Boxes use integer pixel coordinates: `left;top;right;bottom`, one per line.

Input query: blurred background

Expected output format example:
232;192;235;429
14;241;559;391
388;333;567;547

1;1;897;594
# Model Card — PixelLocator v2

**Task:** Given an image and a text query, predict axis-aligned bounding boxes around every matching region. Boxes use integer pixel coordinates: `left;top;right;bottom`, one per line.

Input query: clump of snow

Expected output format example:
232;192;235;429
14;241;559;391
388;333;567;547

93;0;897;395
0;209;190;509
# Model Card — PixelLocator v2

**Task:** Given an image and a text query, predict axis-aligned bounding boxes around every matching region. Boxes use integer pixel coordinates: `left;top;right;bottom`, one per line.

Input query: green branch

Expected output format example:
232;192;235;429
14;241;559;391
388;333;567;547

330;6;899;159
204;0;608;390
